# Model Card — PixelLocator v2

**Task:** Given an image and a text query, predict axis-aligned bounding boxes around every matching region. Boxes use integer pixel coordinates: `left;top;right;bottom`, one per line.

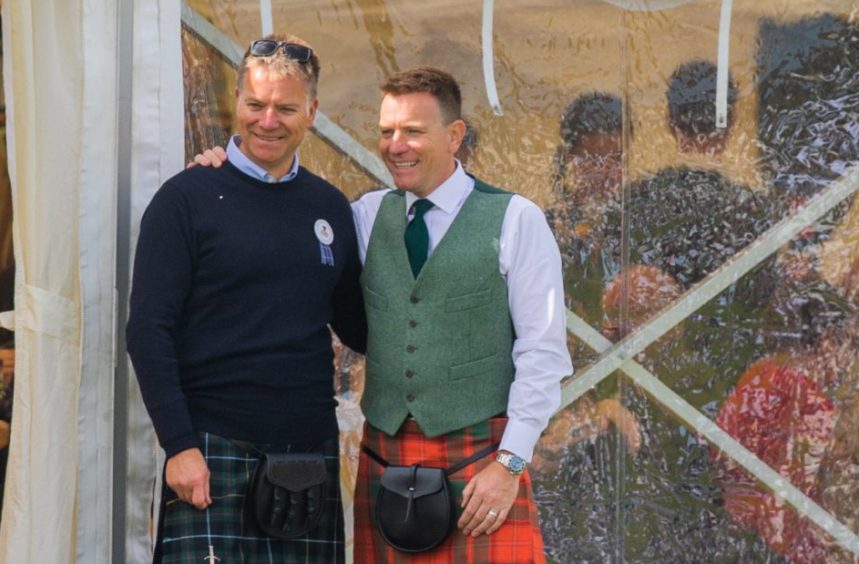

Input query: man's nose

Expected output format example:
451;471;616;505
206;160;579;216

259;108;279;129
387;131;408;153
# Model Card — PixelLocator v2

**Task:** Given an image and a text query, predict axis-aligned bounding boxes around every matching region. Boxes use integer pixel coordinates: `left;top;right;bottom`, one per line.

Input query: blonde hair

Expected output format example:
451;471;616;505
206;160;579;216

237;33;320;100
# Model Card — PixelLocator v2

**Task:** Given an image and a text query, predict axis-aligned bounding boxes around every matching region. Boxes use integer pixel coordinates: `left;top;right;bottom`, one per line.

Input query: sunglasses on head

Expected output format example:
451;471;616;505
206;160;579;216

249;39;313;63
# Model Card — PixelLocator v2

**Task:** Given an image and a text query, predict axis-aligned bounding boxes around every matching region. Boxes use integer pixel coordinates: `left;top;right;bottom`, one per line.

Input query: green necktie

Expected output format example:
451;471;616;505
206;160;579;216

404;199;434;277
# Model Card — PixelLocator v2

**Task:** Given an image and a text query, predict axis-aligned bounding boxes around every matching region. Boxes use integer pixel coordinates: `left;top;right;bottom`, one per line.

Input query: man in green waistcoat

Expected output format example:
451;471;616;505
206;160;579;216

351;66;572;563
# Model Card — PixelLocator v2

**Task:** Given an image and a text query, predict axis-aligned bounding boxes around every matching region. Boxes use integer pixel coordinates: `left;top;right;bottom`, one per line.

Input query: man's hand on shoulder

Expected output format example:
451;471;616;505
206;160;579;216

166;447;212;510
186;146;228;169
457;460;521;537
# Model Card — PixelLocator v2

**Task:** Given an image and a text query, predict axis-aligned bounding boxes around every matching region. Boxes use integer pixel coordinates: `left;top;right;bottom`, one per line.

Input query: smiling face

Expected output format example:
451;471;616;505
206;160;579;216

235;65;318;179
560;131;623;202
378;92;465;198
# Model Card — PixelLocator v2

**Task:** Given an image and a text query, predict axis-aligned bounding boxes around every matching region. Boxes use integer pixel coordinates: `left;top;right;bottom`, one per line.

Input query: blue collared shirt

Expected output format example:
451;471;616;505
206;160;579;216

226;135;300;183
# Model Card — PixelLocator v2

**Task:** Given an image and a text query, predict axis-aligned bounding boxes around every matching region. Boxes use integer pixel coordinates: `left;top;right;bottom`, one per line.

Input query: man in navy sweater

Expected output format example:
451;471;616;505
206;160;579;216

126;33;365;563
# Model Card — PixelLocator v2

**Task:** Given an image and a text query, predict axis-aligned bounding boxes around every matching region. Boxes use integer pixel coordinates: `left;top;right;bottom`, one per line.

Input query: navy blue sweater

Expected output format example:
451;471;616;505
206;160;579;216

127;162;366;457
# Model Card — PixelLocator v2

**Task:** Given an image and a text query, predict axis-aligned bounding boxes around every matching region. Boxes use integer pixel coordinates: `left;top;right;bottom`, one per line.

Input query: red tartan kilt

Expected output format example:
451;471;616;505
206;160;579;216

354;417;546;564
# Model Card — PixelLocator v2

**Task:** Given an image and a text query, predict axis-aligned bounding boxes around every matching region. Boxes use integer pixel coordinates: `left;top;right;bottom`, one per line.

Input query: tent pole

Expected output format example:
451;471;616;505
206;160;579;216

111;0;134;560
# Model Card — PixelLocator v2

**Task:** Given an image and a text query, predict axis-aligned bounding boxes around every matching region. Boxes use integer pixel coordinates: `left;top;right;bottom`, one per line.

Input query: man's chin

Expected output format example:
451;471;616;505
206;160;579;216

250;144;287;157
386;174;411;192
248;149;288;165
388;174;420;194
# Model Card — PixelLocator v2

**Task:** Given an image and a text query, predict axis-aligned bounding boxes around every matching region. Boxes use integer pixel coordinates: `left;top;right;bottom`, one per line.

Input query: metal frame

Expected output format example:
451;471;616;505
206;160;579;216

112;0;134;562
180;1;859;556
563;165;859;553
715;0;733;128
481;0;503;116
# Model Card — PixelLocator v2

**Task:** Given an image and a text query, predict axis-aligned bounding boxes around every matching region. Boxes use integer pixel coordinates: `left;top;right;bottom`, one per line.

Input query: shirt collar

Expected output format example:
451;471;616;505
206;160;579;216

404;160;473;214
226;135;300;183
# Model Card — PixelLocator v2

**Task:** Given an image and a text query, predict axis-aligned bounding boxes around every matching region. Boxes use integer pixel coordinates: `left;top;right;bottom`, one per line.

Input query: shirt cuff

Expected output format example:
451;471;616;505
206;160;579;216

499;418;543;463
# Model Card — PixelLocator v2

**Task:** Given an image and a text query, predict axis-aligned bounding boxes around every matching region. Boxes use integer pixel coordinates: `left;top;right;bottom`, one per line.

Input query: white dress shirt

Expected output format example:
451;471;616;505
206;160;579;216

352;162;573;461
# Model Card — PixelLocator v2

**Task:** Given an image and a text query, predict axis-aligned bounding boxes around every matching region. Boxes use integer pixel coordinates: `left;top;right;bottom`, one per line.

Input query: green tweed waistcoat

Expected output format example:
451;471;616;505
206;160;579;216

360;180;515;438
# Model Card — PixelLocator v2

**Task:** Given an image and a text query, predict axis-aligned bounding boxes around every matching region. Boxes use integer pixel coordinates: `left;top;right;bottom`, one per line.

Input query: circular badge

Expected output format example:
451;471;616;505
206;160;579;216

314;219;335;245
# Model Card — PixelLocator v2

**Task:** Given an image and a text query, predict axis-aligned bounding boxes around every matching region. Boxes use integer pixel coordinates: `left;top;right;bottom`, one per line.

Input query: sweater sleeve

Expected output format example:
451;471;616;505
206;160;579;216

330;201;368;354
126;182;200;457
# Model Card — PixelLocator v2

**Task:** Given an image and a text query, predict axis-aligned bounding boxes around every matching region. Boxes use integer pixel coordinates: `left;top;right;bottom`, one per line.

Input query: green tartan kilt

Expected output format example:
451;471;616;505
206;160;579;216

155;432;344;564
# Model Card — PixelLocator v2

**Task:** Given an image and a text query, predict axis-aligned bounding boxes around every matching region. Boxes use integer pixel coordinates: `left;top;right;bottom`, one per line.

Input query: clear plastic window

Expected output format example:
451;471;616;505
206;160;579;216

181;2;859;560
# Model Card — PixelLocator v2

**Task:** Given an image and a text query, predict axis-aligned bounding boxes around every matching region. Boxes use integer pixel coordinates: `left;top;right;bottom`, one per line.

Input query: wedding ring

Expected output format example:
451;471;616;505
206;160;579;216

487;510;498;519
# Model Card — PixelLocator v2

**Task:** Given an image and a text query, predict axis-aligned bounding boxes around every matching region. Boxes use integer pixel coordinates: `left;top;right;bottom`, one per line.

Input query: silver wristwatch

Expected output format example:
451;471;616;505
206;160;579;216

495;450;527;476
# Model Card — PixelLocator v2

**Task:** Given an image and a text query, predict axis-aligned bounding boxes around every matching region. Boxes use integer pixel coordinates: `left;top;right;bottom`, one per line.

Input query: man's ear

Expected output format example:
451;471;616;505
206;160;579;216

449;119;467;155
307;97;320;124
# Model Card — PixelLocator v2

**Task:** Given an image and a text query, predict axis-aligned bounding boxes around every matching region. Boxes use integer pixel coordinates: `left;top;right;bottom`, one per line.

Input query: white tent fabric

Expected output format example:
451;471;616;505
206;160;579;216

0;0;93;561
0;0;182;561
76;0;121;559
124;0;184;561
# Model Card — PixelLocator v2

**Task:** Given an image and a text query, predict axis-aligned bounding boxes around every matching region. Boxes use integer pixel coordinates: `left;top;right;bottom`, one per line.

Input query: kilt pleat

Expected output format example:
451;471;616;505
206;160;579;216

354;418;546;563
155;432;344;564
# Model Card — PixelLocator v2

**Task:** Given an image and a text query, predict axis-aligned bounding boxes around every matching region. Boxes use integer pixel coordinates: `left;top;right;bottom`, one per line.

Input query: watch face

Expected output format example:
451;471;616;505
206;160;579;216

508;456;526;473
498;452;527;474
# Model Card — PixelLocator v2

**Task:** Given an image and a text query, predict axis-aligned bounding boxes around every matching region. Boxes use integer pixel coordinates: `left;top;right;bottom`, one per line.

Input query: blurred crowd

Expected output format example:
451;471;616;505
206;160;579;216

531;14;859;564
